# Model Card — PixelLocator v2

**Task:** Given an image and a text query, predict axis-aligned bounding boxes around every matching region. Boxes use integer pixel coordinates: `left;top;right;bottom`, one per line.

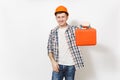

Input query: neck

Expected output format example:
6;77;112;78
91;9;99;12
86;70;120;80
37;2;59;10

59;23;67;28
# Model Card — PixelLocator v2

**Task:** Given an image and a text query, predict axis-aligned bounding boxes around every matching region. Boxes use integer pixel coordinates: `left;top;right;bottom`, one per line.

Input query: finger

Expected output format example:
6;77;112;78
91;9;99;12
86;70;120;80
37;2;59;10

57;64;59;69
54;69;59;72
53;67;59;72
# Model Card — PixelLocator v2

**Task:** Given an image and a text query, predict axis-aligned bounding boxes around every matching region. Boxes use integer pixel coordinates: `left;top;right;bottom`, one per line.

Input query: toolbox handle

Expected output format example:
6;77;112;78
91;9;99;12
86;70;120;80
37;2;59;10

79;24;91;29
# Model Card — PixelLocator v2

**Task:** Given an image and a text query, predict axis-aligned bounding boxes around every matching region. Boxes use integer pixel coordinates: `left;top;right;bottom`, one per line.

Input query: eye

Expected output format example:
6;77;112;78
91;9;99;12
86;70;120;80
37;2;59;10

57;16;60;18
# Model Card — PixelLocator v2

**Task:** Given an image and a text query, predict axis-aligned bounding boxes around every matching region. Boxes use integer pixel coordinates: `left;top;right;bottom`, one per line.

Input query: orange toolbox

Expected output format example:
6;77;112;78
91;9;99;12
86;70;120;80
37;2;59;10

75;25;97;46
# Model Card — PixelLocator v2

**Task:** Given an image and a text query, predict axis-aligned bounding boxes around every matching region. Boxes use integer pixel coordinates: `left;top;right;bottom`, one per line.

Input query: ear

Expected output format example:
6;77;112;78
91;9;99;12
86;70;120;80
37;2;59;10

66;16;69;20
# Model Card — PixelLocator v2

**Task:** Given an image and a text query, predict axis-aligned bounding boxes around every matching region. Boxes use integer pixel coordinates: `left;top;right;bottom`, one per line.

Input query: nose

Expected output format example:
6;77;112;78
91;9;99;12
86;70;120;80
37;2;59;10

59;17;64;22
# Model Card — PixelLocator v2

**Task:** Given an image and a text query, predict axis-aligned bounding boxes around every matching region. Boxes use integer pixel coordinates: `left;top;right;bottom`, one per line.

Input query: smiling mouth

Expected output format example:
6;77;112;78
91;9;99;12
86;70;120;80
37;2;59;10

59;21;64;23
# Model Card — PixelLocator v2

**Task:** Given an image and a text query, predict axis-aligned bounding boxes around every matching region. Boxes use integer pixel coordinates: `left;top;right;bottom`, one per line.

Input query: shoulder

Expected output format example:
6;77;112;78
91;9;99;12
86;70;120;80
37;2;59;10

49;26;58;34
68;25;78;30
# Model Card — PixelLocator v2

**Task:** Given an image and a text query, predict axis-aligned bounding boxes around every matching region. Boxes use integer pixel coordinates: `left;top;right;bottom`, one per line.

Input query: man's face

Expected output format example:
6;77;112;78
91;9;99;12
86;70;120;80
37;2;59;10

55;13;68;27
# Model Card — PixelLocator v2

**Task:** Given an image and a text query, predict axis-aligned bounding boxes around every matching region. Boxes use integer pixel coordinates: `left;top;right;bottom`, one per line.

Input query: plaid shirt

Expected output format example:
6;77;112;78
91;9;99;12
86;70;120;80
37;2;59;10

47;25;84;69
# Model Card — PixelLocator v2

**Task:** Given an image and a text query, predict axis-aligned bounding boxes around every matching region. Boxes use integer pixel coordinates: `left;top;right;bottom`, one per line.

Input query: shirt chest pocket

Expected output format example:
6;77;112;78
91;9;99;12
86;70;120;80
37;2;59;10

66;30;75;41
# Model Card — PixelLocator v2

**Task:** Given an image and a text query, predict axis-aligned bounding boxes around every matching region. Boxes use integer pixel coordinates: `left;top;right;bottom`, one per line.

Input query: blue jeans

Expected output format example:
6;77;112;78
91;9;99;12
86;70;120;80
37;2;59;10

52;64;76;80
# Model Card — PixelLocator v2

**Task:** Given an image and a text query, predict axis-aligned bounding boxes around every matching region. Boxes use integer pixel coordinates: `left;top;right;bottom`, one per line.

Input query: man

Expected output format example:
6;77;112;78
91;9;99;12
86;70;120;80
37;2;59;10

47;5;84;80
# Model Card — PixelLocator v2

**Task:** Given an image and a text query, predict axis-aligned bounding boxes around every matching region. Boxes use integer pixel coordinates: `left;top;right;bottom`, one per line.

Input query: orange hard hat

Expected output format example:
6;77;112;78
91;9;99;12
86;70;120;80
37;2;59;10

55;5;68;14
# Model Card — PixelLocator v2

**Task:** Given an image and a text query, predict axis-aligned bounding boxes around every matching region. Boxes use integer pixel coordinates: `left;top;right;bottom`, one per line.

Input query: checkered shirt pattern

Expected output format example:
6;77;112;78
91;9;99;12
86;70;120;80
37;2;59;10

47;25;84;69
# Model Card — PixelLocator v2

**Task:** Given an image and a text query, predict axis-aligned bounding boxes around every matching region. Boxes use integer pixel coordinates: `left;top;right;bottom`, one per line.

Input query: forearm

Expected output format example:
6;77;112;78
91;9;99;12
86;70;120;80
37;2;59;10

48;52;59;72
48;52;56;63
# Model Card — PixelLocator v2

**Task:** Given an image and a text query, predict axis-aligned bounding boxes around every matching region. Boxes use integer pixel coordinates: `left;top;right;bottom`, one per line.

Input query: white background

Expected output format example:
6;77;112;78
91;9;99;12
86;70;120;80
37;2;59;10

0;0;120;80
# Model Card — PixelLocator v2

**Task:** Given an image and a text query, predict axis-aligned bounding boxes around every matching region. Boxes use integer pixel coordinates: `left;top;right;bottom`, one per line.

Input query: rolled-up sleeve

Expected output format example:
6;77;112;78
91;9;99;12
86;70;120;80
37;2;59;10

47;30;53;54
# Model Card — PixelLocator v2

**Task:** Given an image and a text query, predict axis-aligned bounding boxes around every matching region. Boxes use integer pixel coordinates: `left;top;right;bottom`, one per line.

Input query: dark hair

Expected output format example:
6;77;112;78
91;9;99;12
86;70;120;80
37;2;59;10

55;11;69;16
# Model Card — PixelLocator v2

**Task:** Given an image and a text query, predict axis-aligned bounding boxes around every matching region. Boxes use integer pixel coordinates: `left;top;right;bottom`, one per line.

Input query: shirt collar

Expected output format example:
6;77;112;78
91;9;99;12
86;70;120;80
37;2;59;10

55;24;71;32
